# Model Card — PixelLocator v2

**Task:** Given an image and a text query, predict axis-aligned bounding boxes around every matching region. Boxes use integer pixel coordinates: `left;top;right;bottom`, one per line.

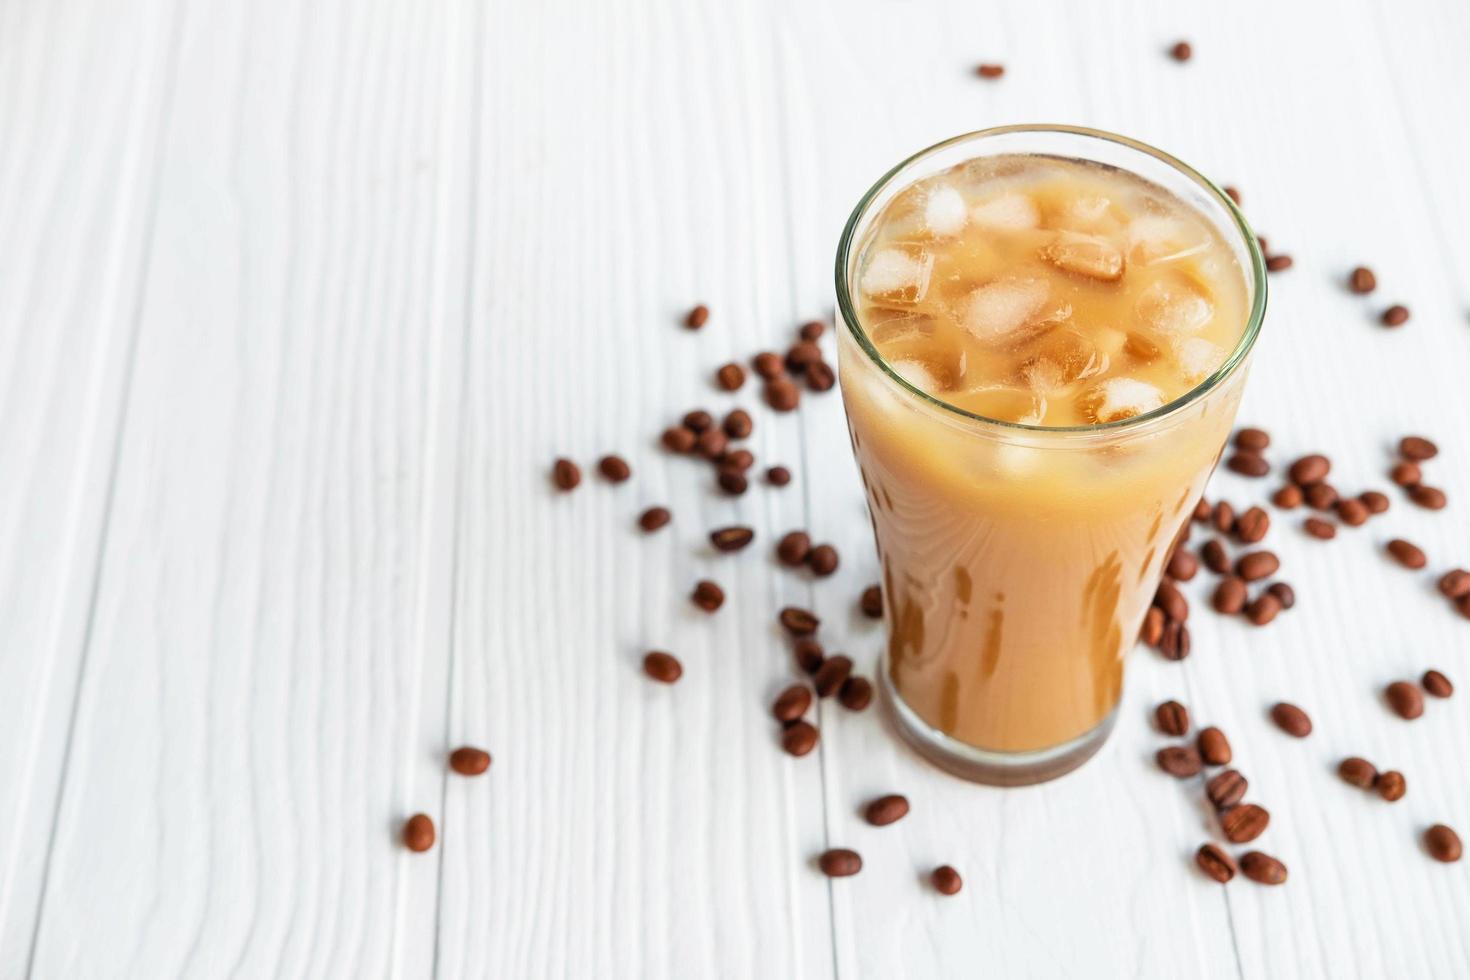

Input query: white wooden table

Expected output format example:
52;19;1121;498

4;0;1470;976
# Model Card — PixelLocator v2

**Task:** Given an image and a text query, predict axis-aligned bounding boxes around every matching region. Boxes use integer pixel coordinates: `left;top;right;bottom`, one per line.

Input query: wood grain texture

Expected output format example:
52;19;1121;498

2;0;1469;977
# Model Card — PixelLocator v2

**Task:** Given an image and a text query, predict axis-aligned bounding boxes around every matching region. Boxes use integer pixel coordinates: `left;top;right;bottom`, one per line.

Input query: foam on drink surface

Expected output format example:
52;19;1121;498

855;154;1248;427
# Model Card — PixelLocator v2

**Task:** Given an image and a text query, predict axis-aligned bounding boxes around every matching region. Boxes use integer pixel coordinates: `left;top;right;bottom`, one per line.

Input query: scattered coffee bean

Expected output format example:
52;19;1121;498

1289;454;1330;486
1305;484;1339;511
1271;702;1312;737
1408;485;1447;510
639;506;672;532
1213;501;1235;534
1224;185;1241;205
1155;700;1190;736
793;638;825;674
813;655;854;698
839;676;873;711
696;427;728;460
1336;497;1368;526
1198;727;1232;766
1235;428;1270;452
1220;803;1270;844
1399;435;1438;461
1141;606;1166;646
805;360;836;392
1390;460;1422;487
766;465;791;486
1456;595;1470;621
799;320;826;341
1160;621;1191;660
685;304;710;329
1166;549;1200;581
710;526;755;552
807;544;839;577
777;531;811;566
403;813;436;852
1386;681;1424;720
1196;843;1236;883
1425;824;1463;863
1201;539;1230;574
976;63;1005;79
1157;745;1203;777
716;362;746;391
717;468;748;495
1339;757;1377;789
765;378;800;412
1422;669;1453;698
1170;40;1193;61
1272;484;1303;509
1348;266;1377;294
1227;452;1270;477
752;351;784;379
864;794;911;826
1236;551;1280;582
931;865;964;895
552;458;581;491
782;721;820;757
1212;577;1247;614
1303;517;1336;540
1381;304;1410;327
662;426;696;454
1265;254;1293;272
1246;592;1283;626
1235;507;1270;544
722;449;754;472
449;746;492;776
1359;490;1390;514
860;585;883;618
1256;234;1269;254
598;455;631;482
1207;769;1248;809
780;606;820;635
1239;851;1287;885
1437;569;1470;599
1267;582;1295;609
1193;498;1212;522
723;408;753;439
1154;580;1189;622
1387;539;1427;569
818;848;862;877
1376;770;1407;802
644;651;683;683
785;341;822;373
691;579;725;612
773;684;813;723
683;409;714;432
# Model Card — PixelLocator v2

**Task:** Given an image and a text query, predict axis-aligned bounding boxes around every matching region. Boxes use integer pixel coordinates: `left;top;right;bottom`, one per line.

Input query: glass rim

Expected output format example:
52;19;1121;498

834;124;1269;434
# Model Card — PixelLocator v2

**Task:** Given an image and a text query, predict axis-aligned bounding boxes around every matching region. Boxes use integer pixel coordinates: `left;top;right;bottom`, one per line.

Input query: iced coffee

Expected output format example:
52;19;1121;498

835;127;1265;784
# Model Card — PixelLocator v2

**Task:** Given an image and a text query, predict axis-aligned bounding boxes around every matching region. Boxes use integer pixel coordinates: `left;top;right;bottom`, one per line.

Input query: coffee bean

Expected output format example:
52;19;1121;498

683;409;714;432
1272;484;1303;509
839;676;873;711
780;606;820;635
931;865;964;895
1387;538;1427;569
1235;427;1270;452
752;352;784;380
1227;452;1270;477
864;794;910;826
1376;770;1407;802
643;651;683;683
662;426;697;453
685;304;710;329
1246;592;1283;626
1201;539;1230;574
766;465;792;486
1359;490;1390;514
1224;185;1241;205
1386;681;1424;720
818;848;862;877
1266;254;1293;272
597;454;631;483
717;468;748;495
1154;580;1189;622
1267;582;1296;609
1425;824;1463;863
807;544;839;577
1196;843;1237;883
1160;620;1191;661
1305;483;1338;510
1170;40;1193;61
1220;803;1270;844
1399;435;1438;461
813;655;853;698
765;378;800;412
1408;485;1447;510
805;360;836;392
785;341;822;373
639;506;672;532
782;721;820;757
722;449;754;471
696;427;728;459
1193;498;1212;522
1155;700;1190;736
860;585;883;618
1271;702;1312;737
1165;549;1199;582
1157;745;1203;778
710;526;755;552
799;320;826;341
1289;454;1330;486
1336;497;1368;527
1438;570;1470;600
1236;551;1280;582
1239;851;1287;885
1457;595;1470;620
1213;501;1235;534
1141;606;1165;647
716;362;746;391
1207;769;1248;809
449;746;492;776
772;684;813;723
1338;757;1377;789
1212;577;1247;614
1349;266;1377;293
1235;507;1270;544
1390;460;1422;487
1381;304;1410;327
1303;517;1336;540
1256;234;1269;254
691;580;725;612
976;63;1005;78
1198;727;1232;766
1423;669;1453;698
403;813;436;852
552;458;581;491
723;408;753;439
777;530;811;566
793;638;824;674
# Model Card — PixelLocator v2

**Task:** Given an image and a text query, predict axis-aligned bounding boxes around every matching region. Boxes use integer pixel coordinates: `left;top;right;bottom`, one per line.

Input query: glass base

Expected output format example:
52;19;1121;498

879;668;1118;786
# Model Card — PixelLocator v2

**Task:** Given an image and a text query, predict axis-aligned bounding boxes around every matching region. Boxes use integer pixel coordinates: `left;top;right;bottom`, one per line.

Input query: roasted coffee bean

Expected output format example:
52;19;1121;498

403;813;436;852
723;408;754;439
766;465;792;486
1338;757;1377;789
805;360;836;392
1426;825;1463;863
1359;490;1390;514
691;580;725;612
1387;538;1427;569
1390;460;1422;487
1224;185;1241;205
813;655;854;698
643;651;683;683
1423;669;1453;698
1289;454;1330;486
1201;539;1230;574
860;585;883;618
839;676;873;711
1305;483;1339;511
1236;551;1280;582
1160;620;1191;661
1457;595;1470;621
716;362;746;391
1271;702;1312;737
752;351;784;379
975;62;1005;78
1267;582;1296;609
1155;700;1190;736
1198;727;1232;766
1239;851;1287;885
1438;570;1470;599
1207;769;1248;809
772;684;813;723
807;544;839;577
1349;266;1377;294
683;409;714;433
1256;234;1269;254
1236;427;1271;452
793;638;824;674
1399;435;1438;461
717;468;748;495
1212;577;1248;614
1303;517;1336;540
1227;452;1270;477
662;426;697;453
1157;745;1203;777
552;458;581;491
782;721;819;757
1154;580;1189;622
1265;254;1293;272
449;746;492;776
1336;497;1368;526
696;427;728;460
780;606;820;635
1246;592;1282;626
710;526;754;552
685;304;710;329
1381;304;1410;327
1213;501;1235;534
776;530;811;566
1408;485;1447;510
1235;507;1270;544
1196;843;1237;883
722;449;754;472
1220;803;1270;844
1272;484;1303;509
639;506;672;532
765;378;800;412
1386;681;1424;720
1376;770;1407;801
1141;606;1166;646
818;848;862;877
931;865;964;895
1170;40;1193;61
785;341;822;373
1193;498;1212;522
799;320;826;341
1166;548;1199;581
864;793;910;826
598;455;631;483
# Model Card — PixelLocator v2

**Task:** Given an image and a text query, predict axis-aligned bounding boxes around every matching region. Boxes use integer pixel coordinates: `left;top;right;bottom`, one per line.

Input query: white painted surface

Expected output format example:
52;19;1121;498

2;0;1468;977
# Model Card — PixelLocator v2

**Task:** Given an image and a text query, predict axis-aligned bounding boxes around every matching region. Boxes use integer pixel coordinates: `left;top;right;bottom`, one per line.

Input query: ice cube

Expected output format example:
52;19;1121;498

962;385;1046;425
923;185;968;237
970;193;1040;231
1093;326;1127;360
892;352;964;394
1137;276;1213;335
1078;377;1164;423
1175;337;1226;383
1061;195;1114;230
892;358;939;392
862;243;934;304
1127;215;1209;267
1039;232;1125;282
868;309;937;346
1018;328;1109;394
957;278;1051;345
1123;331;1163;363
